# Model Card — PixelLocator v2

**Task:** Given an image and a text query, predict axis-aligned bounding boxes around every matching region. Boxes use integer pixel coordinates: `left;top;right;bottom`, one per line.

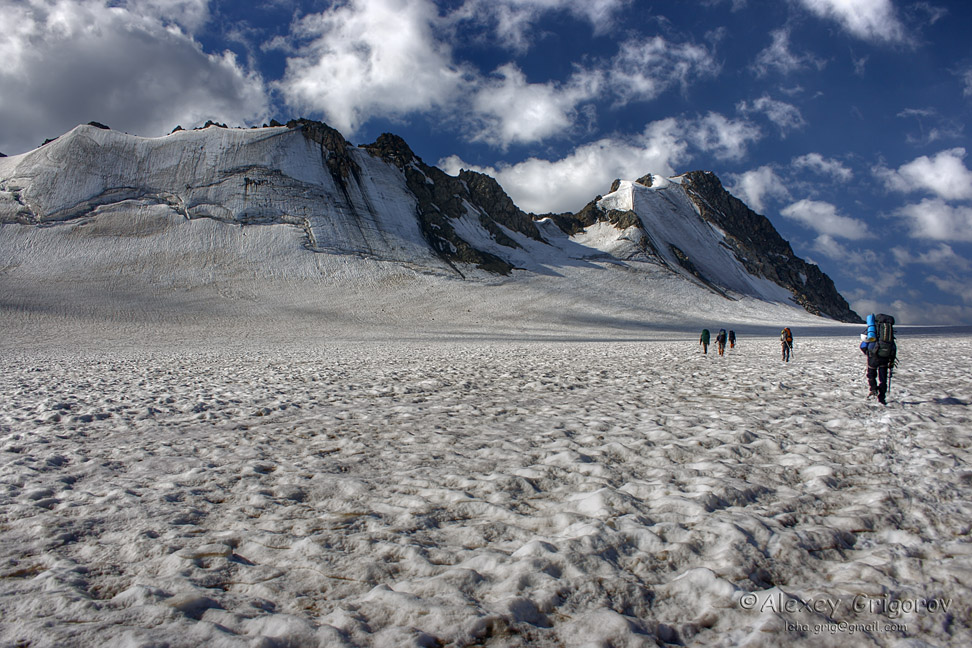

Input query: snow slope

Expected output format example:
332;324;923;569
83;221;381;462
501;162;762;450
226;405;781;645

599;178;794;303
0;123;852;325
0;124;445;268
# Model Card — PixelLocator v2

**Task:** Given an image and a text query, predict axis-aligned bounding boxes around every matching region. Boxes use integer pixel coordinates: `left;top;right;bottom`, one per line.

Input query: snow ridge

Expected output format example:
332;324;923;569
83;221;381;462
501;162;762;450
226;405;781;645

0;121;857;323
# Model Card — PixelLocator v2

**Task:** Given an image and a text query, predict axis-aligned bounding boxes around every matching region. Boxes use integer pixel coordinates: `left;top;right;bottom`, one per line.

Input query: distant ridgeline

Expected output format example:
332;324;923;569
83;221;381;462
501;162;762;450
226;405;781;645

0;119;861;322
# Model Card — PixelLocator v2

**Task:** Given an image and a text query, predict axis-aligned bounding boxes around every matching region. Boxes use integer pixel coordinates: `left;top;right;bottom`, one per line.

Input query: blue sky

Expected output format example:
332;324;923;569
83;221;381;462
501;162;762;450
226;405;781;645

2;0;971;324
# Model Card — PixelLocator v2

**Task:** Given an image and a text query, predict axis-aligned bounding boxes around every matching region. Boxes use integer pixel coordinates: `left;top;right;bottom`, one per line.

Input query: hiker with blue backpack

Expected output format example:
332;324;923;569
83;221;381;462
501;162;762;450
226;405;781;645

860;313;897;404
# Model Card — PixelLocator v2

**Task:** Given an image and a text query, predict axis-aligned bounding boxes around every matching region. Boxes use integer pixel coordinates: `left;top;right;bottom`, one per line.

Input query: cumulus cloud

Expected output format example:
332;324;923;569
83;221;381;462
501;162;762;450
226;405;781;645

0;0;269;155
127;0;211;32
440;118;689;213
728;166;791;212
892;243;972;307
814;237;904;300
687;113;762;161
780;199;872;239
737;96;806;136
875;148;972;200
609;36;720;102
792;153;853;181
449;0;630;52
897;198;972;240
275;0;469;136
850;297;972;325
926;275;972;304
891;243;971;270
812;233;852;260
469;64;600;148
796;0;908;44
752;28;826;77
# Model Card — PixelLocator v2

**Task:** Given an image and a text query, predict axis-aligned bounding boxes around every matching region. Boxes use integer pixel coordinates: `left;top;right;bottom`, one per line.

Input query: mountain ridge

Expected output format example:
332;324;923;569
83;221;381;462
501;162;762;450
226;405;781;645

0;119;861;323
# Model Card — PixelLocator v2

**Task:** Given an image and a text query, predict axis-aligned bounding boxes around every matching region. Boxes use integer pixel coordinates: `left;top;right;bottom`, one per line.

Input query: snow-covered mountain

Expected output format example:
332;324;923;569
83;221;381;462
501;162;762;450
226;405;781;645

0;120;860;325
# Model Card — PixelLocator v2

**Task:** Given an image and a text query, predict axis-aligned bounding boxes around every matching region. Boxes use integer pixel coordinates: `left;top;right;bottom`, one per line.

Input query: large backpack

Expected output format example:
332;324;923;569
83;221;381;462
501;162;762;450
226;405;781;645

870;314;896;361
781;328;792;344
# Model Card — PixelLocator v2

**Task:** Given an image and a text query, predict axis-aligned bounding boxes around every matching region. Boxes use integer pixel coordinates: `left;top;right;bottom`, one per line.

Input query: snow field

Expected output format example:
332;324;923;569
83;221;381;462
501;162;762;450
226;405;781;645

1;335;970;647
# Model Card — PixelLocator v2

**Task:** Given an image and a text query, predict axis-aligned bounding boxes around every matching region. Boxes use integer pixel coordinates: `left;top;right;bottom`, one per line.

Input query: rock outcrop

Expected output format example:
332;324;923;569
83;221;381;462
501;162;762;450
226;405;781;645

680;171;860;322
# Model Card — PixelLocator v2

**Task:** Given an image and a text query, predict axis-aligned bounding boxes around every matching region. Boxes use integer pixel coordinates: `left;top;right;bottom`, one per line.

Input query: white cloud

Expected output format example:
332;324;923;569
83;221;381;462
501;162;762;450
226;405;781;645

688;113;761;161
275;0;639;146
127;0;211;33
0;0;268;155
811;233;852;260
875;148;972;200
609;36;720;102
440;118;690;213
275;0;468;135
891;243;971;271
815;236;902;297
796;0;908;44
895;108;965;146
728;166;791;212
897;199;972;241
780;199;872;239
850;297;972;325
469;64;600;148
752;28;826;77
449;0;629;52
737;96;806;135
792;153;853;181
927;275;972;304
963;67;972;97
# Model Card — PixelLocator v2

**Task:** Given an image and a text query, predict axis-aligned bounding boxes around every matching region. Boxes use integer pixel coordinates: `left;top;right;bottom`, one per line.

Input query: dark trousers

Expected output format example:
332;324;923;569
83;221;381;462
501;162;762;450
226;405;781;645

867;363;889;400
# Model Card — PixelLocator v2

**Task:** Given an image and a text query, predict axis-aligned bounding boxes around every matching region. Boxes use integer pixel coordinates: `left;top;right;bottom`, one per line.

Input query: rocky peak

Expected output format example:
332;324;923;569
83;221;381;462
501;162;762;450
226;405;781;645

364;133;418;169
287;118;359;185
459;170;543;242
680;170;861;322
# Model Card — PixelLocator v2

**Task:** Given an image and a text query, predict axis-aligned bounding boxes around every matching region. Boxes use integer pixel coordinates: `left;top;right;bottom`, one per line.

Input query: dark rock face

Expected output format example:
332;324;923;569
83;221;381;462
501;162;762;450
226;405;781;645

542;198;640;237
680;171;862;323
288;118;359;188
364;133;516;275
458;170;543;242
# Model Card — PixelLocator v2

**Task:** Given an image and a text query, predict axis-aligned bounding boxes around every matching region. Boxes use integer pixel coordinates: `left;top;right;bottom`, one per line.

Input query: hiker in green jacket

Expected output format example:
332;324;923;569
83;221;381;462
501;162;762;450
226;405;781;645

699;329;710;354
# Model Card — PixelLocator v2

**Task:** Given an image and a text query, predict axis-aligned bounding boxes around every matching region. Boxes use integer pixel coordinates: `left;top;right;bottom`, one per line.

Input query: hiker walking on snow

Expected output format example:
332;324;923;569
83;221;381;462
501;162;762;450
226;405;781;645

860;313;897;404
780;327;793;362
728;330;735;349
699;329;710;354
716;329;727;356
